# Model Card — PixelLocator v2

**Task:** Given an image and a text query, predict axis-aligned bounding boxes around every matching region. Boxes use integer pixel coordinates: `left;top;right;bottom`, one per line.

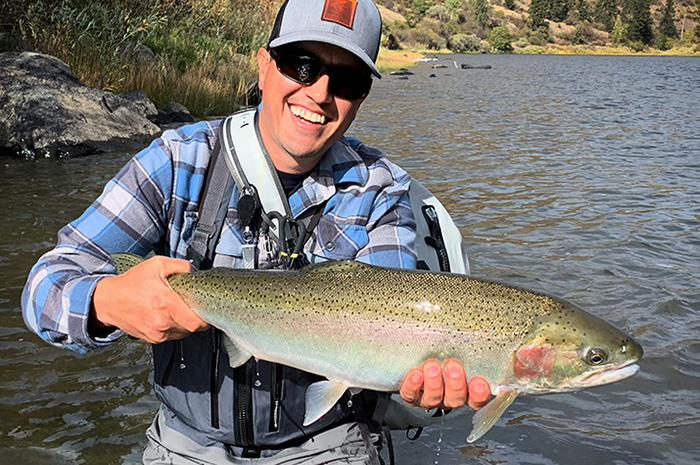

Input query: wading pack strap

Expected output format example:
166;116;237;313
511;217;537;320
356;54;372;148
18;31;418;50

186;137;234;271
220;108;320;270
220;109;290;247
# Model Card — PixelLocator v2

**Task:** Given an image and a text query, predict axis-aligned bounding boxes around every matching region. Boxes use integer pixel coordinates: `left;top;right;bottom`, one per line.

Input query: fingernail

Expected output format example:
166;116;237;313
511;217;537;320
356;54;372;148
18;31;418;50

447;364;462;378
411;371;423;384
426;363;439;377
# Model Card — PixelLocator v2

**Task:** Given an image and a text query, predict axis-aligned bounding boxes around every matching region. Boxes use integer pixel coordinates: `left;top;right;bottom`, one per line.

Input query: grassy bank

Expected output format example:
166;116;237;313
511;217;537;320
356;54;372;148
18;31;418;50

4;0;281;117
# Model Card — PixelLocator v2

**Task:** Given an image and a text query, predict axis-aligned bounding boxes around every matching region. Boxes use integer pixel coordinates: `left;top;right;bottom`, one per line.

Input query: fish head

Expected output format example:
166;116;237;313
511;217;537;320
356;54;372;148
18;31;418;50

508;300;643;394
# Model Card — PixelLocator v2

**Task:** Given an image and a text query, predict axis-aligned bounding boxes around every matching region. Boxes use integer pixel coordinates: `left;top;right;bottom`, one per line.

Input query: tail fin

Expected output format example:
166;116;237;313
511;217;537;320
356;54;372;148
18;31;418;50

111;253;146;274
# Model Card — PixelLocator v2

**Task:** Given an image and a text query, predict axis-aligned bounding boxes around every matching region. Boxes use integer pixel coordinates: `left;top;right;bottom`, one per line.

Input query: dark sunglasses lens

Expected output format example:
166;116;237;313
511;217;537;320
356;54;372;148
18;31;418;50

329;71;372;99
276;54;322;84
273;50;372;100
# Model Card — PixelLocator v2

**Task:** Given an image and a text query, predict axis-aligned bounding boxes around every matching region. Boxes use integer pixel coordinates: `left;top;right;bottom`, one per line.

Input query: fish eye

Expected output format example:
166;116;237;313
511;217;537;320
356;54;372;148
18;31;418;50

586;348;608;365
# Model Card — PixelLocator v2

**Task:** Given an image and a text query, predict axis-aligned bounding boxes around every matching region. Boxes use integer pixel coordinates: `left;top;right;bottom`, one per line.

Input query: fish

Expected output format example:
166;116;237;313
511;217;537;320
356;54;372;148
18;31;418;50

112;254;643;442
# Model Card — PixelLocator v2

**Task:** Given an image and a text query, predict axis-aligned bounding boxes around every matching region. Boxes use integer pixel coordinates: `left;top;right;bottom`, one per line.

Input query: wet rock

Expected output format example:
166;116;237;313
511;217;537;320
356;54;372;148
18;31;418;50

461;63;492;69
0;51;161;158
390;68;414;76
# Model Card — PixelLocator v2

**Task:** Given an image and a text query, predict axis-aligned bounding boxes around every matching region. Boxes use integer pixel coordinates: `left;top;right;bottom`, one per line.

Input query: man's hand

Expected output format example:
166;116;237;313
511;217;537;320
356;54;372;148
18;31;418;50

91;256;209;343
399;358;491;410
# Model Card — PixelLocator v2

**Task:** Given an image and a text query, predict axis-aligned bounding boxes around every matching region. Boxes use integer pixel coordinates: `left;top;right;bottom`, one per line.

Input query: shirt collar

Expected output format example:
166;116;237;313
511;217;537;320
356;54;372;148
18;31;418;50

288;137;369;218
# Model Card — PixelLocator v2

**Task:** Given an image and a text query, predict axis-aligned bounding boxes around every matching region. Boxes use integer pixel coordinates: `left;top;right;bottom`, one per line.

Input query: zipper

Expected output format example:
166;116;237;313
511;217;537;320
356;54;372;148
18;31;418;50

234;360;254;446
269;363;283;432
210;329;221;429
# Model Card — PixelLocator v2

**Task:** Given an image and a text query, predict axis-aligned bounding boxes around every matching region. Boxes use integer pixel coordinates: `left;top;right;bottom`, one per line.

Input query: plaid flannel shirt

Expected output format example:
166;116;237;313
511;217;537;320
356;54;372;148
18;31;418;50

22;118;416;353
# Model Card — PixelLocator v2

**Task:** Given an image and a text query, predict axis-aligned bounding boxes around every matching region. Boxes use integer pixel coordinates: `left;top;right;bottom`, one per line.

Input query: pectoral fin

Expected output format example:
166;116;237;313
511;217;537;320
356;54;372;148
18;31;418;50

467;387;519;443
222;335;252;368
303;380;349;426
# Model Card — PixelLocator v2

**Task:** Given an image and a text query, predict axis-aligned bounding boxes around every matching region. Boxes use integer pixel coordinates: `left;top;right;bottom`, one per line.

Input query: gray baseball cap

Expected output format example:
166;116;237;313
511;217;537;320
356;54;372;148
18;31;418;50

268;0;383;78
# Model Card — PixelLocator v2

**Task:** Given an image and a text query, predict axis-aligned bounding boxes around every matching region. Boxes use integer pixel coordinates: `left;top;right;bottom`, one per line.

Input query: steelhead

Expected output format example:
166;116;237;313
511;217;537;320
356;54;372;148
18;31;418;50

112;254;643;442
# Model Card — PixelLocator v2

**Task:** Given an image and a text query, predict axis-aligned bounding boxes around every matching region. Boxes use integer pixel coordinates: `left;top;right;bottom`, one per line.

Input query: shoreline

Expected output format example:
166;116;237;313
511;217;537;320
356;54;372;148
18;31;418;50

376;45;700;71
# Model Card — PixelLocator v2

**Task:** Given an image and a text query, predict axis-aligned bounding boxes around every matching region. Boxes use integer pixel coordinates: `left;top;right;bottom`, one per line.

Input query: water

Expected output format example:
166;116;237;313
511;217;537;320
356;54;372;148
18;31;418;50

1;54;699;464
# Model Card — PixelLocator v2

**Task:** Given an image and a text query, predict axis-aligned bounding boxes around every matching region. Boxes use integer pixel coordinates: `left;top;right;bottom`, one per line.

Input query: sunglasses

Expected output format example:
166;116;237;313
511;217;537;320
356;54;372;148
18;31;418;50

269;48;373;100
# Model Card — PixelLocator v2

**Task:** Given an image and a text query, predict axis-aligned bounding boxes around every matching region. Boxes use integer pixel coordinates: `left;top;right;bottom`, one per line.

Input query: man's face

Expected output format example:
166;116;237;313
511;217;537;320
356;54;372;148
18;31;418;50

257;41;370;174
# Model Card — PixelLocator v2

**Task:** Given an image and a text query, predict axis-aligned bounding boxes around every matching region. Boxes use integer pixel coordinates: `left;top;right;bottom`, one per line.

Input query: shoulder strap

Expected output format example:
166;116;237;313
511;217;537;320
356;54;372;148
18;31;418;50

186;136;234;271
220;109;291;235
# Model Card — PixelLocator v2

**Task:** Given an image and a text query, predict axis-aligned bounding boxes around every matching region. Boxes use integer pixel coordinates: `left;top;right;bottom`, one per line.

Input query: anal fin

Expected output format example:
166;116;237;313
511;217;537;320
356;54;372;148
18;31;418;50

222;334;253;368
467;387;519;443
303;380;350;426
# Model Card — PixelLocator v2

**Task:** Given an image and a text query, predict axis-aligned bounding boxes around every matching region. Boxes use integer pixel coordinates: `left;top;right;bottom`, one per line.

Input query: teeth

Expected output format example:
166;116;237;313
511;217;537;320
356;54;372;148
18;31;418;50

291;105;326;124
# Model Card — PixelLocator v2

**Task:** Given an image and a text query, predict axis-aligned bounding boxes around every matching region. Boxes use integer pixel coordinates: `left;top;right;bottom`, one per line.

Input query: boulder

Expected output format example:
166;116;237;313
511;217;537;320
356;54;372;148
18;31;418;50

0;51;162;158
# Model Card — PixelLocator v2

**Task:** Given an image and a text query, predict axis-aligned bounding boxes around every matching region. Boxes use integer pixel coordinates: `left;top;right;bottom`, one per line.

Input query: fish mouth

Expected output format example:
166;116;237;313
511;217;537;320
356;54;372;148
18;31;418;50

580;362;639;387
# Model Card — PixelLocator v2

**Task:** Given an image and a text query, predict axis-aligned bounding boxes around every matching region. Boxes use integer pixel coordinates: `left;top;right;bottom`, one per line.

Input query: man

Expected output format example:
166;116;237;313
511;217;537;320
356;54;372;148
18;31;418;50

22;0;490;463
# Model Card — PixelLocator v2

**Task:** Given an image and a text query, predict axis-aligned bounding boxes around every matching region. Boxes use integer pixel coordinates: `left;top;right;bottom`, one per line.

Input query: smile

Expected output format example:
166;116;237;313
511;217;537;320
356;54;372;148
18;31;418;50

291;105;326;124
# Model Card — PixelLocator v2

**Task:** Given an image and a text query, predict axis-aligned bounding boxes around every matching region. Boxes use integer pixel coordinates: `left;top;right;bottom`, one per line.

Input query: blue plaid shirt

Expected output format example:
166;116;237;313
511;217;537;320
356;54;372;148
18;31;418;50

22;118;416;353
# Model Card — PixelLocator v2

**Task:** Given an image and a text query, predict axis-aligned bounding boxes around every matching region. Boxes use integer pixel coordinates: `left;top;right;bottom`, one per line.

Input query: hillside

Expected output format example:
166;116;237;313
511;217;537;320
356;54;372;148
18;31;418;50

376;0;699;53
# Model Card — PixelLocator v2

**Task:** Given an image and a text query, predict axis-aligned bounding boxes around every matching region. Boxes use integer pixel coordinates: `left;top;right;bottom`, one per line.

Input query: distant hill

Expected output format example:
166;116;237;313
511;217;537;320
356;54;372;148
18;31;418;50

376;0;699;53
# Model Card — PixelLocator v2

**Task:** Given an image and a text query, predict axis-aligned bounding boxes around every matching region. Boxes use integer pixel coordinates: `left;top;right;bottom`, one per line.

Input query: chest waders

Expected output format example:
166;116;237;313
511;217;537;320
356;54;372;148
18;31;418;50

182;108;470;462
183;109;392;462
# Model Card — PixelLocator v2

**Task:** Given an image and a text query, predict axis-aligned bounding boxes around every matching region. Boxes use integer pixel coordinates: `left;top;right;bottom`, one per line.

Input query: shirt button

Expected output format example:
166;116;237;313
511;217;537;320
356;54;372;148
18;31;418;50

325;241;335;251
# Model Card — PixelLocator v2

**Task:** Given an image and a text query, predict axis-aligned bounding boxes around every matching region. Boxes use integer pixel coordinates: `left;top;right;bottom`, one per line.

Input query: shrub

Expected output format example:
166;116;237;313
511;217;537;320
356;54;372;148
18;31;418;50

514;37;531;48
426;5;452;22
449;33;483;52
488;26;514;52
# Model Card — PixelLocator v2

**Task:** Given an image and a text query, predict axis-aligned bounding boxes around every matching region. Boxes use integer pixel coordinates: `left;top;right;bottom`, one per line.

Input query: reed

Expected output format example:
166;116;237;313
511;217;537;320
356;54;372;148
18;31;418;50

13;0;282;116
128;55;259;117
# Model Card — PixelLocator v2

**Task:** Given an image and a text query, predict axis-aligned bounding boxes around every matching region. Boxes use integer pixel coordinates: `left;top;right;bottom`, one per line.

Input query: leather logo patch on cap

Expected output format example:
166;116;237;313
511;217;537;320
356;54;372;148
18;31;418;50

321;0;357;28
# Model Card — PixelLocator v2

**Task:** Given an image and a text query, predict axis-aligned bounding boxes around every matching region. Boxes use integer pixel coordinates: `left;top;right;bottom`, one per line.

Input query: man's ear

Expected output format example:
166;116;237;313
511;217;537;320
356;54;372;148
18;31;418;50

257;48;271;91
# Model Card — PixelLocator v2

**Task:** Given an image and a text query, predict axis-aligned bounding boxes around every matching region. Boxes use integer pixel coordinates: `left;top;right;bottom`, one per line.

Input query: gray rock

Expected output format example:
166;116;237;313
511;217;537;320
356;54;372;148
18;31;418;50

0;51;161;158
166;101;195;123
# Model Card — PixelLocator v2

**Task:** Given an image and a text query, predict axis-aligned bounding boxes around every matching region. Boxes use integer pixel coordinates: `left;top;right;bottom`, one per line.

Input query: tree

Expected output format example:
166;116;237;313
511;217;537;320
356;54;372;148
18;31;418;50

549;0;571;21
529;0;550;27
413;0;434;18
594;0;619;32
575;0;592;22
469;0;493;29
610;16;628;44
659;0;679;39
621;0;653;45
488;25;514;51
528;0;571;24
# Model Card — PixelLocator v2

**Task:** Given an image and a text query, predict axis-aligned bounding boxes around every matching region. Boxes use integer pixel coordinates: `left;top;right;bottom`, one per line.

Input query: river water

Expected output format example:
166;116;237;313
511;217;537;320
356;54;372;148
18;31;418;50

1;54;699;464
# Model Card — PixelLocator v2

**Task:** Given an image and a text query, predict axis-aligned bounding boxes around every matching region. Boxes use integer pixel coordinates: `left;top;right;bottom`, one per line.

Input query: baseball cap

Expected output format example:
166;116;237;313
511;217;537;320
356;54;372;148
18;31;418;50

268;0;383;78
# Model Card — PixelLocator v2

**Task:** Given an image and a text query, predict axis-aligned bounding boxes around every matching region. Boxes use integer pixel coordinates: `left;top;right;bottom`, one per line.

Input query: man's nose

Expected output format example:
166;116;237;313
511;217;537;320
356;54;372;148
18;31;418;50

304;73;333;104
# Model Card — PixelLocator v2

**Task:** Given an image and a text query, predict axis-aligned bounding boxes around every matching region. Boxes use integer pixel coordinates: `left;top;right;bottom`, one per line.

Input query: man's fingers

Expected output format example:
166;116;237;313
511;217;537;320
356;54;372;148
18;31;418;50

419;359;444;409
399;368;424;406
399;360;492;412
170;304;210;333
442;359;468;409
467;375;491;410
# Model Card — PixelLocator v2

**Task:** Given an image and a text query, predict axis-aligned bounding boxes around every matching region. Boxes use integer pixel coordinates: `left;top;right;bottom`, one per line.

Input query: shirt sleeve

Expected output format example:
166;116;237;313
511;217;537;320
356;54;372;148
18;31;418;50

21;135;180;353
